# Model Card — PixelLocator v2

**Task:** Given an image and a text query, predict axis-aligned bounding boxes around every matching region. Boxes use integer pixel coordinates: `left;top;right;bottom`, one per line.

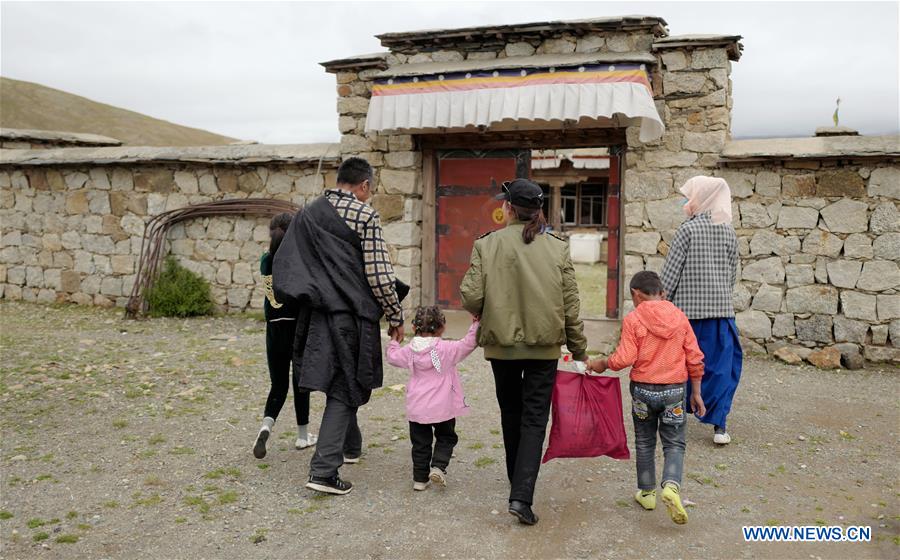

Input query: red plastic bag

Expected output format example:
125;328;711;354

542;371;630;463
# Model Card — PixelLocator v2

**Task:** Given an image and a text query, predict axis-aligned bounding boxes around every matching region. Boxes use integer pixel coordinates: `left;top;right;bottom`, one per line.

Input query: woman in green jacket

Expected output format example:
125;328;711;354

460;178;588;526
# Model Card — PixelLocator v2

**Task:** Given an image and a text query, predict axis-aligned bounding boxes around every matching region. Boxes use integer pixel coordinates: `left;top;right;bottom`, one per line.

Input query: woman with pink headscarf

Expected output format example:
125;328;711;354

660;176;742;445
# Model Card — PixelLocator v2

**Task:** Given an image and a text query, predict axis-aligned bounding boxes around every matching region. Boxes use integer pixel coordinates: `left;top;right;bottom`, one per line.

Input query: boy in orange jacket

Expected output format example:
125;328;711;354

588;271;705;525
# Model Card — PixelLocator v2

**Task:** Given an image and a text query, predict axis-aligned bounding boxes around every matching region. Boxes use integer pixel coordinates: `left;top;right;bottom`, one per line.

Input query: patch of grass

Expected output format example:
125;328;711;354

815;518;827;526
66;511;78;519
765;519;780;526
839;430;855;441
169;446;196;455
138;449;158;459
48;518;60;524
741;507;751;513
184;496;210;514
0;510;12;520
714;463;728;471
131;493;162;507
174;516;187;524
32;532;49;542
468;442;484;450
26;518;45;529
218;491;239;505
143;475;164;487
8;476;22;486
492;443;504;449
202;484;221;493
146;256;214;318
203;467;241;480
112;419;128;429
256;464;269;470
489;429;500;435
249;528;267;544
103;501;119;509
35;474;54;482
55;534;79;544
124;388;143;399
287;508;302;515
148;434;166;445
474;456;496;468
76;523;91;531
775;464;786;474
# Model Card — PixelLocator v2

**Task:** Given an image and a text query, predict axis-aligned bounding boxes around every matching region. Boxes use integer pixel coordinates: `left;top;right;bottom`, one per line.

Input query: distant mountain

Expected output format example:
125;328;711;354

0;77;238;146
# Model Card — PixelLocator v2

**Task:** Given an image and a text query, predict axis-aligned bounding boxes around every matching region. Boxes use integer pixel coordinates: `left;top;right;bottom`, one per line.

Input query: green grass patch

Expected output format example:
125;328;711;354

146;256;214;318
249;528;267;544
55;534;79;544
103;501;119;509
468;442;484;450
0;510;12;520
66;511;78;519
203;467;242;480
32;532;49;542
112;419;128;429
474;456;496;468
184;496;210;514
76;523;91;530
218;491;239;505
131;493;162;507
169;446;196;455
148;434;166;445
27;518;45;529
256;464;269;470
175;516;187;524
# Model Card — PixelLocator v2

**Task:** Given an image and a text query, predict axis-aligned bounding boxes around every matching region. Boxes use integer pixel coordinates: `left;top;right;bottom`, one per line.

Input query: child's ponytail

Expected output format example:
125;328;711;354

513;204;547;244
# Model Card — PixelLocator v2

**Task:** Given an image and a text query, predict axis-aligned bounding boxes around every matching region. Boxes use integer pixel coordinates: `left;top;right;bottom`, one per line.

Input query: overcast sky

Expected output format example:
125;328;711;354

2;1;897;143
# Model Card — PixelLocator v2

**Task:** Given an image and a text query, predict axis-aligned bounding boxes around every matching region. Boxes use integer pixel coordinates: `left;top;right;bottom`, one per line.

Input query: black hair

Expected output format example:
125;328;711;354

412;306;446;335
630;270;665;296
511;204;547;244
336;156;374;186
268;212;294;254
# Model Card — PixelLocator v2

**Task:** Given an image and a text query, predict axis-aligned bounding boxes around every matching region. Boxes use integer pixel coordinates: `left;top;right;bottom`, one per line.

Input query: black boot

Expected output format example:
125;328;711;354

508;500;538;525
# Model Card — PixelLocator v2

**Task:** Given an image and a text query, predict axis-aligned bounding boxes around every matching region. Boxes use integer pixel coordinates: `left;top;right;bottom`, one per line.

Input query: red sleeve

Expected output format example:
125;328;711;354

682;317;705;380
607;315;639;371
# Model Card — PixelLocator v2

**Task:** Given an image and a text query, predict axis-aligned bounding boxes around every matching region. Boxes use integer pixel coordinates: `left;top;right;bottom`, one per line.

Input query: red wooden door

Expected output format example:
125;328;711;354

435;150;529;308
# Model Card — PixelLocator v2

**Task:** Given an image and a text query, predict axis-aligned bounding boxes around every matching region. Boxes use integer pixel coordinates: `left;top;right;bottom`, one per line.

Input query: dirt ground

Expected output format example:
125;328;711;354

0;300;898;560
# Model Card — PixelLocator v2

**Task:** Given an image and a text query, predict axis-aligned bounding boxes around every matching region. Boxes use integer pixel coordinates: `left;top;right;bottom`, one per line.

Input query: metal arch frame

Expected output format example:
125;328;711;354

125;198;300;319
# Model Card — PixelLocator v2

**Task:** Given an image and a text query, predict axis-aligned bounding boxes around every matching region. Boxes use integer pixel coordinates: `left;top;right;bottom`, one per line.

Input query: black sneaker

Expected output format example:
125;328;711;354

306;475;353;495
508;500;539;525
253;429;270;459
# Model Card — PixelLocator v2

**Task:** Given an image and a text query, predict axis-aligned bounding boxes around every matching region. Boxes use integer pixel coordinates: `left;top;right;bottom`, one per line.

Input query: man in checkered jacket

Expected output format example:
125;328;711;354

273;157;405;495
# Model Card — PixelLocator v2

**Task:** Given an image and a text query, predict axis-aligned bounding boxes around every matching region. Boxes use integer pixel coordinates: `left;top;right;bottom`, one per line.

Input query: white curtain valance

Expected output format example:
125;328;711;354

531;148;611;170
365;63;664;142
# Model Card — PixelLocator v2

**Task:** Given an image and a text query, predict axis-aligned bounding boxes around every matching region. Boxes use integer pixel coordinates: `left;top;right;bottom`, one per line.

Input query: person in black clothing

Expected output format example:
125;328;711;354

253;212;317;459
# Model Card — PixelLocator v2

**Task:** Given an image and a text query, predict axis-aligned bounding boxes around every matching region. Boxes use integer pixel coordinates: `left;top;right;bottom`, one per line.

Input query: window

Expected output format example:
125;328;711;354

578;183;607;226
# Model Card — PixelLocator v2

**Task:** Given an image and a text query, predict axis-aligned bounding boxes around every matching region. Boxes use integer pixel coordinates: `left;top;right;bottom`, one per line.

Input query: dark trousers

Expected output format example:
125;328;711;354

309;395;362;478
408;419;458;483
264;320;310;426
489;359;557;505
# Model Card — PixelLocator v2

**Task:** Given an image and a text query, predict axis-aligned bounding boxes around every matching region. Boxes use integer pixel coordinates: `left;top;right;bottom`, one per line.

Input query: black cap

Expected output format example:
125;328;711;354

495;178;544;209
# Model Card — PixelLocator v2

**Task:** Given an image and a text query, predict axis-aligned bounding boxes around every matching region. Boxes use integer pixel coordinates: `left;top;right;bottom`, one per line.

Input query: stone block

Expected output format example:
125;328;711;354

174;171;199;194
773;346;803;364
772;313;795;337
606;33;631;52
717;170;754;198
59;270;81;293
795;314;833;343
751;283;783;312
834;343;865;370
732;282;751;311
265;173;293;194
840;290;876;321
384;151;418;169
540;38;575;54
864;345;900;363
134;169;173;193
575;35;605;53
825;260;861;289
64;171;88;190
742;257;785;284
833;316;868;344
380;169;419;195
88;191;111;214
663;72;707;95
871;324;889;346
869;202;899;234
505;42;535;57
383;221;421;247
682;131;726;153
877;294;900;321
369;194;403;222
147;193;167;215
808;346;841;369
227;287;251;309
749;231;799;256
625;232;661;255
198;173;217;195
100;277;123;297
232;262;253;284
815;256;829;284
624;202;645;226
65;191;89;214
891;319;900;348
873;233;900;261
856;260;900;291
110;255;135;274
843;233;873;258
337;97;369;115
643;151;698;168
777;206;818;230
735;309;771;340
623;170;672;201
645;197;686;232
237;172;264;193
216;242;240;261
660;51;687;70
786;285;838;314
868;167;900;199
690;48;728;69
816;169;865;197
782;175;816;197
755;171;781;197
295;173;325;195
88;168;111;190
740;202;775;228
820;199;868;233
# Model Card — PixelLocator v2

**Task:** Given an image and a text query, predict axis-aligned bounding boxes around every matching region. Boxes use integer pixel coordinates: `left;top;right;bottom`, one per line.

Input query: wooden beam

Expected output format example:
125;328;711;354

420;147;437;306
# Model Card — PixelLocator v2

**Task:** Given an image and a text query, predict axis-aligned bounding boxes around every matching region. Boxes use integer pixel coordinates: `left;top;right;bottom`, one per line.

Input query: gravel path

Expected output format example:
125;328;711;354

0;301;897;559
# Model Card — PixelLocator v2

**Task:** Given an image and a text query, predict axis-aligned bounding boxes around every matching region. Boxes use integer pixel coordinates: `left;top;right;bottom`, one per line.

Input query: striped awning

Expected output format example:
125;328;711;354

365;62;664;142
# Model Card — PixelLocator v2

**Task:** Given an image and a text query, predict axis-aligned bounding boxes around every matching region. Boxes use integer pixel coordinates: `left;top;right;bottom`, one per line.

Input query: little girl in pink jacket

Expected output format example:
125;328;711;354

386;306;479;491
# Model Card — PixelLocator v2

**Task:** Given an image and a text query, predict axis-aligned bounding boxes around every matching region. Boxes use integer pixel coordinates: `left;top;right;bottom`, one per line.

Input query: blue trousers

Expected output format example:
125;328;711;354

686;318;743;429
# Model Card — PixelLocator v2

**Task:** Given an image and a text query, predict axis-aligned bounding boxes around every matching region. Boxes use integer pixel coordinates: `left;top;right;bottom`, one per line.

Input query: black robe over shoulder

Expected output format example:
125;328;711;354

272;196;384;407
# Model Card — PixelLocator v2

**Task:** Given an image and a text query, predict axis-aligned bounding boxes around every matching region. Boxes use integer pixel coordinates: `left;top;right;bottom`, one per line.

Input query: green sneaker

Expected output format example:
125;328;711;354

661;483;688;525
634;489;656;510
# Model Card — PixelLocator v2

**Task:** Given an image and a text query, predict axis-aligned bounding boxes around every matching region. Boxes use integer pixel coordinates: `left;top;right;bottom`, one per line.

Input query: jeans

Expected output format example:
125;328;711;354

630;382;686;491
408;419;458;483
489;359;557;505
308;395;362;478
264;320;310;425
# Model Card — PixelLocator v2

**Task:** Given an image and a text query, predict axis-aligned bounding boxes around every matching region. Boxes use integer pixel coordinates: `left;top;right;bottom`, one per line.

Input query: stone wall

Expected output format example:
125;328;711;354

0;162;338;311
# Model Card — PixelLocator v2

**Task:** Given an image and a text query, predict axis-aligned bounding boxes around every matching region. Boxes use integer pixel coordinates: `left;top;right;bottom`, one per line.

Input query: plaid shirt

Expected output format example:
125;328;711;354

325;189;404;327
660;213;738;320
